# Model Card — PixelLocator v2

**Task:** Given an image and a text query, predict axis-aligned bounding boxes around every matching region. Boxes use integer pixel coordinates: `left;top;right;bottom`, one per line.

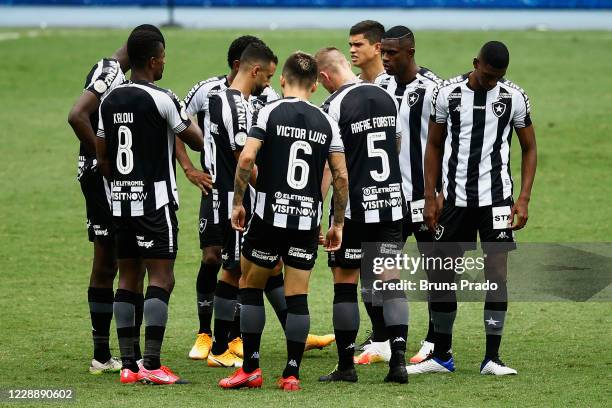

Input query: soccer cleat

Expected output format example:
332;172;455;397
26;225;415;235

409;340;435;363
219;368;263;389
354;341;391;364
228;337;244;358
318;365;358;383
120;368;140;384
304;334;336;351
406;355;455;375
384;365;408;384
480;358;517;376
277;376;301;391
89;357;122;374
136;359;144;371
356;330;373;352
189;333;213;360
138;365;188;385
207;350;243;368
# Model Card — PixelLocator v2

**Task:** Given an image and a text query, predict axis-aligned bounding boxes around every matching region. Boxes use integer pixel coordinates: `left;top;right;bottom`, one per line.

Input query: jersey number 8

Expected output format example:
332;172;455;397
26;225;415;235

117;125;134;175
287;141;312;190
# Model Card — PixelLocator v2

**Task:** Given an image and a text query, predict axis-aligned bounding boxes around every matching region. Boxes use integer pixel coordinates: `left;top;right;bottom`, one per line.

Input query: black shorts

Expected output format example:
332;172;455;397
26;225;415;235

221;219;244;271
402;199;433;243
243;215;318;270
434;198;516;254
79;166;113;242
328;217;403;269
114;204;178;260
199;192;223;249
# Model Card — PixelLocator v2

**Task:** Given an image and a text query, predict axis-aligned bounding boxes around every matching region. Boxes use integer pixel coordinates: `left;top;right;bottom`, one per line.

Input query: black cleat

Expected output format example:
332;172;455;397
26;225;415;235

318;365;358;383
384;364;408;384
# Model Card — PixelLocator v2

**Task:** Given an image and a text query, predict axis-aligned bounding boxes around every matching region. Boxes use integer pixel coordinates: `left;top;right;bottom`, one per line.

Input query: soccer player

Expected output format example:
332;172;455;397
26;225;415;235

67;24;161;375
204;42;278;368
96;27;204;384
409;41;537;376
380;25;444;364
179;35;281;361
219;51;348;391
315;47;408;384
348;20;388;83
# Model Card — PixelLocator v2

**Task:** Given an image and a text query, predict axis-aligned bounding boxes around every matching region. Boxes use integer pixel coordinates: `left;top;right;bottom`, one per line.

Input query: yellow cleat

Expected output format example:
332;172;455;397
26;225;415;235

207;349;243;368
189;333;212;360
228;337;244;358
304;334;336;352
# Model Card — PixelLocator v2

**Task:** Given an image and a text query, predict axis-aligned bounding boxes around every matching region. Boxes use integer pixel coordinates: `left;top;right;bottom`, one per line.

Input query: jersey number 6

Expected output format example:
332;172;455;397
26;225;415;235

287;141;312;190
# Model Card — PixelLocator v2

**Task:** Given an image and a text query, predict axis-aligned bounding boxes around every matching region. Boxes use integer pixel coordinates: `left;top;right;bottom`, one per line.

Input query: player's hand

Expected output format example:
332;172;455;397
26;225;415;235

423;196;440;234
324;223;343;252
318;226;325;245
231;205;246;232
185;167;212;194
435;192;444;213
510;197;529;230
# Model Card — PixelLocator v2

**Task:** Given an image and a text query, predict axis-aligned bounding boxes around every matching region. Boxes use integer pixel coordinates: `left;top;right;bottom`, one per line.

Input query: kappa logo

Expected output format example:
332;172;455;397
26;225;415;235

419;223;429;232
496;231;509;240
199;218;207;233
492;101;507;117
251;351;260;359
288;359;298;367
434;225;445;241
407;91;420;107
346;343;355;350
392;337;405;343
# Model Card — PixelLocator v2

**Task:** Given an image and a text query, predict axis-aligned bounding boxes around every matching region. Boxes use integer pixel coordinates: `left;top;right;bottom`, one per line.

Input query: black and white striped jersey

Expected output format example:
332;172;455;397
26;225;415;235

208;88;256;222
357;71;391;84
398;69;443;205
323;82;405;223
97;80;191;217
431;73;532;207
378;67;439;108
250;98;344;230
79;58;126;176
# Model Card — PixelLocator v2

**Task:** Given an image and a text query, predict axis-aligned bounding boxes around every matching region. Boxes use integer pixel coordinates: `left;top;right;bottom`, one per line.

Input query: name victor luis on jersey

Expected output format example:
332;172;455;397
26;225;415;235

277;125;327;144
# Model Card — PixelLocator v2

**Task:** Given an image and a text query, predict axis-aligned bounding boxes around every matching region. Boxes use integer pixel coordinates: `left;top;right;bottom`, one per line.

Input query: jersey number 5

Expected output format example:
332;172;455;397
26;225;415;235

287;141;312;190
367;131;390;182
117;125;134;175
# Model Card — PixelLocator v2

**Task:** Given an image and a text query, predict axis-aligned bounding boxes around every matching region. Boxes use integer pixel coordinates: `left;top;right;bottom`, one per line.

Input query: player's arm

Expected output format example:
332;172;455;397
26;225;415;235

321;161;332;201
176;121;203;151
67;90;99;156
175;136;212;193
325;151;349;252
231;137;263;231
423;120;446;233
511;125;537;230
95;137;110;179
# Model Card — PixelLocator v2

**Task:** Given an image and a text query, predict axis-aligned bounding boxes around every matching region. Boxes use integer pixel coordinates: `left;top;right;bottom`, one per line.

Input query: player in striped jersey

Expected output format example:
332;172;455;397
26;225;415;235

408;41;537;377
67;24;161;375
349;20;389;84
204;42;278;368
315;48;408;384
381;24;444;364
219;52;348;391
178;36;281;362
96;28;204;384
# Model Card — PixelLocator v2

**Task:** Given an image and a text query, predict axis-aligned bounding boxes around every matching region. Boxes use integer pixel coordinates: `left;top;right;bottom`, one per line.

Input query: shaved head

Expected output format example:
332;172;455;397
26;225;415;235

314;47;351;73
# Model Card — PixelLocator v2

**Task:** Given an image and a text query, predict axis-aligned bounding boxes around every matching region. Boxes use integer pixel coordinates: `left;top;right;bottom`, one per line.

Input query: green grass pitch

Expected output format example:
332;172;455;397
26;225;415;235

0;28;611;407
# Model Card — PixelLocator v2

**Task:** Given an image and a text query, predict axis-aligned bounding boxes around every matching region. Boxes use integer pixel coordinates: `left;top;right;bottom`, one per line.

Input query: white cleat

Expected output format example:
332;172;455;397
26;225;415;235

354;340;391;364
89;357;122;374
409;340;435;363
406;355;455;375
480;358;517;376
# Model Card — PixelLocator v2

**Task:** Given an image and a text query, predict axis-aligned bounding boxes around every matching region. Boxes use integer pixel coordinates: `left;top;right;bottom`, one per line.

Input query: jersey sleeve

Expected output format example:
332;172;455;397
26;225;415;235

327;115;344;154
248;103;271;142
85;59;124;100
96;99;106;139
184;81;207;117
159;90;191;134
512;88;532;129
430;83;449;124
393;95;403;138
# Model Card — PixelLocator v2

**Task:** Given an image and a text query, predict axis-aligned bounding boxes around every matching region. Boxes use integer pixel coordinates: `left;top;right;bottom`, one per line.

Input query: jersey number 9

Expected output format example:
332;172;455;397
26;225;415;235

117;125;134;175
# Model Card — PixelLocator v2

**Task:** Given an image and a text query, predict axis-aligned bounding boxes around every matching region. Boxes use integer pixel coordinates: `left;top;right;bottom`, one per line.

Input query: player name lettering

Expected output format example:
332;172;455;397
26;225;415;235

276;125;327;144
113;112;133;124
350;116;396;134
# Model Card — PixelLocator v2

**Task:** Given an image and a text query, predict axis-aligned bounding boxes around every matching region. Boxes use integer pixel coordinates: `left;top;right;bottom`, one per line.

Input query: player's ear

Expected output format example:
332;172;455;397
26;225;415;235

374;42;382;54
280;75;286;89
232;60;240;72
252;64;261;78
473;57;479;70
311;81;317;94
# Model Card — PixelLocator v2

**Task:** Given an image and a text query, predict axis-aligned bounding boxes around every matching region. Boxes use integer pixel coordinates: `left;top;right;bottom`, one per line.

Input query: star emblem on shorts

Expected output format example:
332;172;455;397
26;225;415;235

485;316;500;326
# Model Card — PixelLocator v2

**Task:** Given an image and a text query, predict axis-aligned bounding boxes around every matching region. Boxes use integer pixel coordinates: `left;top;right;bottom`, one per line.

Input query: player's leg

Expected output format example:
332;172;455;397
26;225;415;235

264;263;287;328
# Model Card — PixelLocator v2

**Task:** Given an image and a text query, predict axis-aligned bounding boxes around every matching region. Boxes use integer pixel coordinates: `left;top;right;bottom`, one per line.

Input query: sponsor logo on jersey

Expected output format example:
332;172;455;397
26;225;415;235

448;92;462;99
93;225;109;236
287;247;314;261
250;249;279;263
136;236;154;249
274;192;314;203
271;203;317;218
344;248;362;260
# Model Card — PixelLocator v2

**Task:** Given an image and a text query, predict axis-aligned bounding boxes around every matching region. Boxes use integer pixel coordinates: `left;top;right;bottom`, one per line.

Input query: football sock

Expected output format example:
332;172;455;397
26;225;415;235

430;301;457;360
265;273;287;329
88;287;113;363
211;281;238;355
228;293;242;340
425;305;435;343
143;286;170;371
333;283;359;371
196;262;219;335
484;301;507;359
382;280;408;366
283;294;309;379
133;293;144;360
113;289;138;371
240;288;265;373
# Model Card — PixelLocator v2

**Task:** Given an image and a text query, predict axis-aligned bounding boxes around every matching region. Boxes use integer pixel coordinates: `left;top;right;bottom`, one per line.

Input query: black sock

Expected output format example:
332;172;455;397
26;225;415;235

265;273;287;330
143;286;170;371
382;280;408;367
211;281;238;355
228;293;241;341
484;300;507;360
240;288;265;373
133;293;144;360
425;308;435;343
485;335;502;360
88;287;114;363
333;283;359;371
196;262;219;335
364;302;387;342
113;289;139;371
433;332;453;361
282;294;309;379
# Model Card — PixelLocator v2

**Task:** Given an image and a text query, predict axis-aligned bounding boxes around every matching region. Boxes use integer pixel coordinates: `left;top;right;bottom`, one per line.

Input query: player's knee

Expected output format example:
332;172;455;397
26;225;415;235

202;246;222;265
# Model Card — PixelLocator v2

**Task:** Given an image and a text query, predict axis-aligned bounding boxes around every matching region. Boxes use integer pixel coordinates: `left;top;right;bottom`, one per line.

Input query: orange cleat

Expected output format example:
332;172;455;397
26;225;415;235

304;334;335;351
120;368;140;384
138;365;188;385
277;376;301;391
219;368;263;389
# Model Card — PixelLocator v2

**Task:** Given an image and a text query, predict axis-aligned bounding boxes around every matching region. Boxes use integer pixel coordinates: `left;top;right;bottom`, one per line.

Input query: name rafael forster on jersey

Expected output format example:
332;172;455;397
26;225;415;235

276;125;328;144
350;115;396;134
